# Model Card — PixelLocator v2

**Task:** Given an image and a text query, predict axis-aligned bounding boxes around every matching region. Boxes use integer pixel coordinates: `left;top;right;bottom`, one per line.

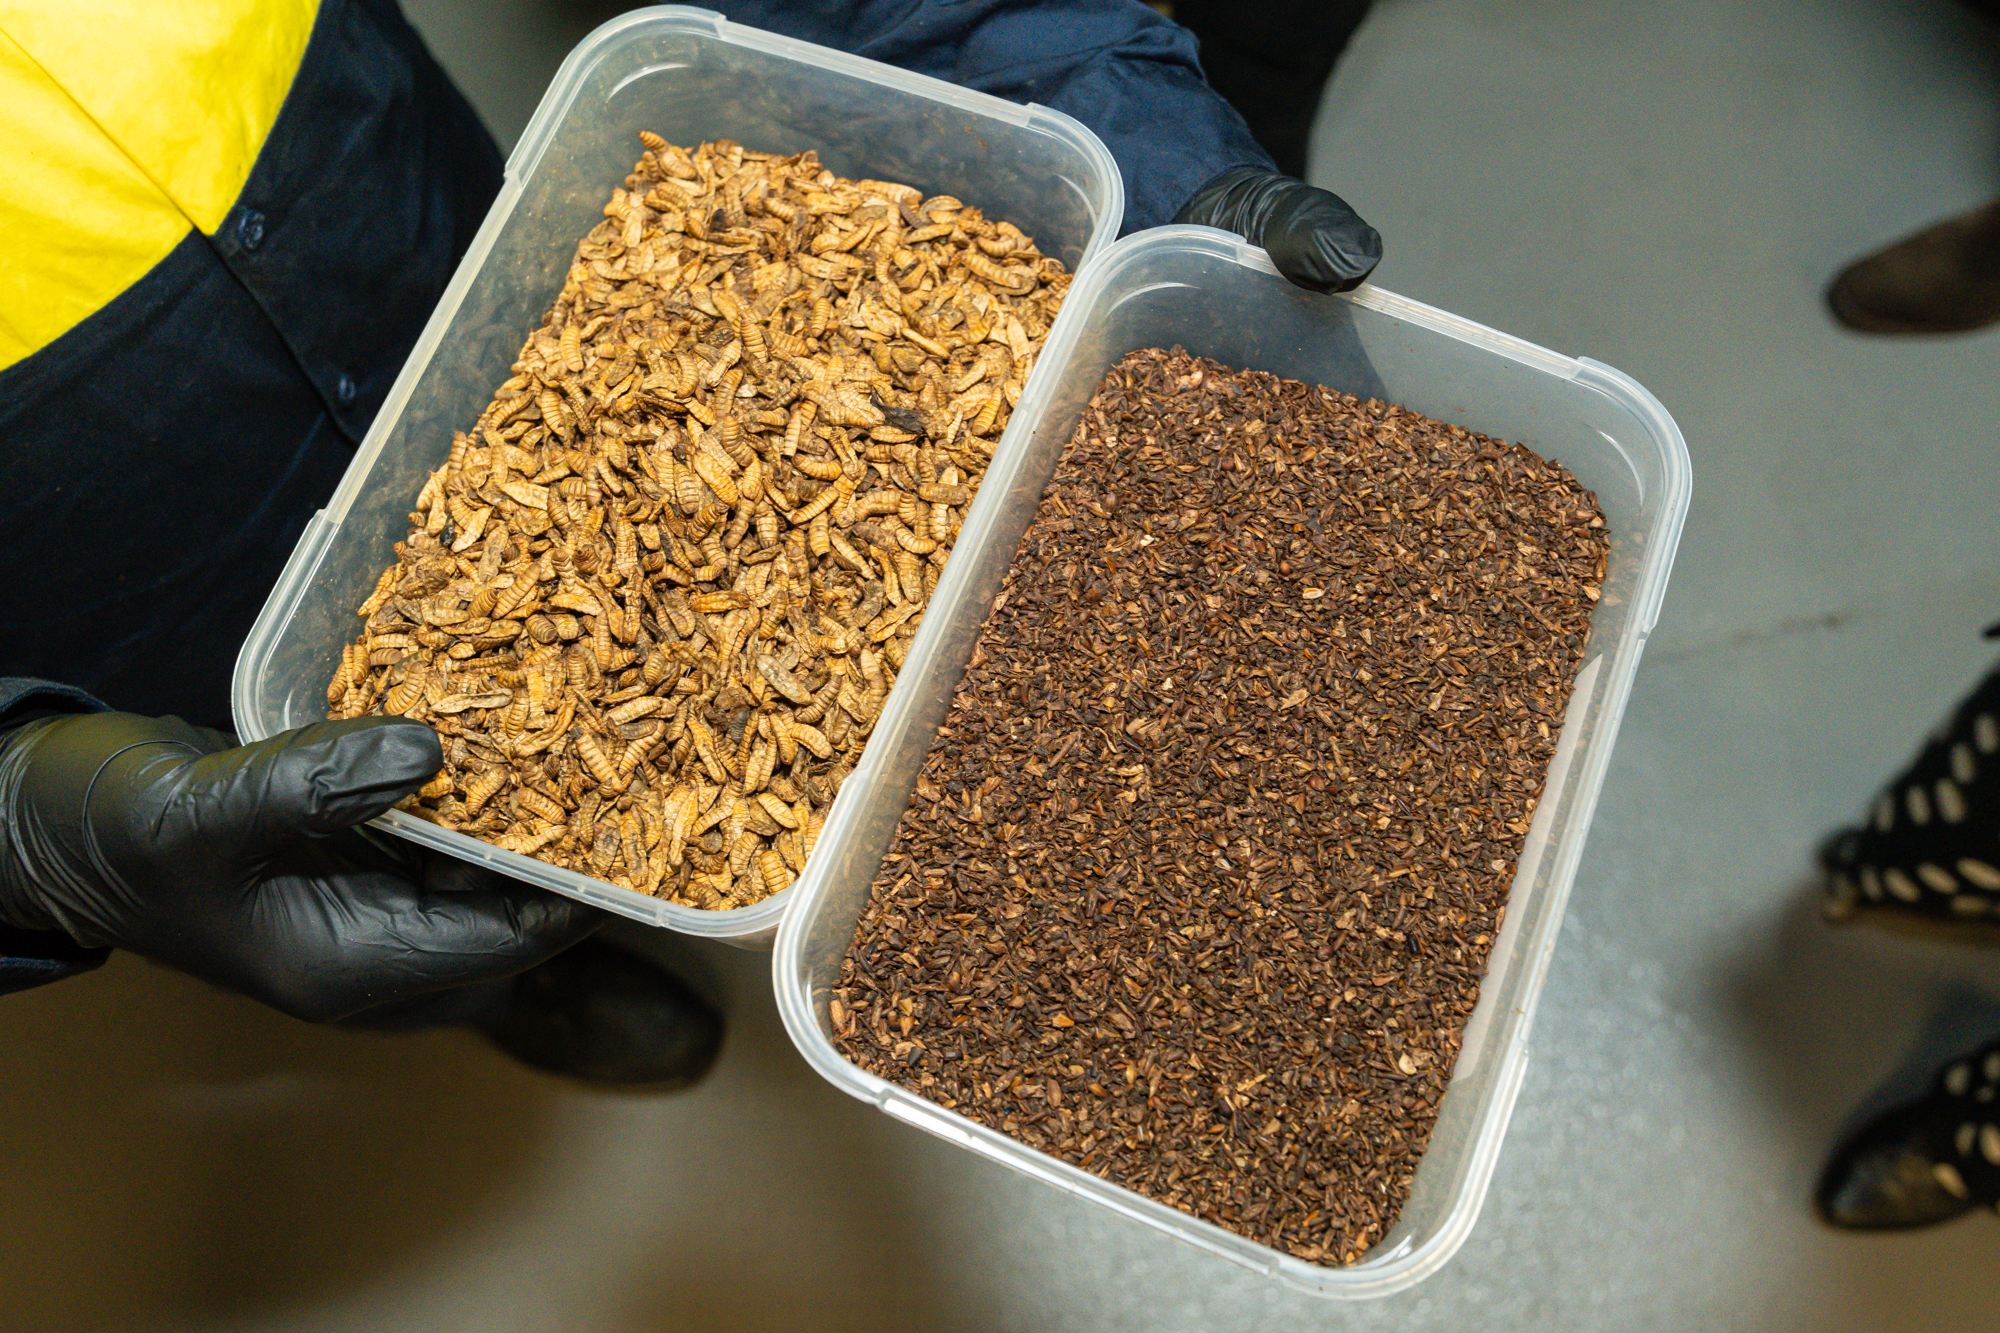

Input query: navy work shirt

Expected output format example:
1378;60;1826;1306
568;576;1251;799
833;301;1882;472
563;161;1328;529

714;0;1273;233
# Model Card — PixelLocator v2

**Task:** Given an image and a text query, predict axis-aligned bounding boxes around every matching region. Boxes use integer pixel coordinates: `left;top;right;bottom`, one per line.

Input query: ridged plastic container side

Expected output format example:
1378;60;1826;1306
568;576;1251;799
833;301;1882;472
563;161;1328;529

230;5;1123;946
775;226;1690;1291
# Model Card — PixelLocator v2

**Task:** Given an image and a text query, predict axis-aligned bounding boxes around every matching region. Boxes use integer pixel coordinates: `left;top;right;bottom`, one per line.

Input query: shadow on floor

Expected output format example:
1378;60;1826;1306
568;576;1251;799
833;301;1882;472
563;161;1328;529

0;920;974;1333
0;951;580;1332
1717;870;2000;1143
591;927;968;1333
1710;866;2000;1330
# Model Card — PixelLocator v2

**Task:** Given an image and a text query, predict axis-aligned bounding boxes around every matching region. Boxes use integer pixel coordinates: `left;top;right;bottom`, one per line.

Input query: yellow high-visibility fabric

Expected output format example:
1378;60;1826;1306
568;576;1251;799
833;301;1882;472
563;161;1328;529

0;32;183;369
0;1;318;370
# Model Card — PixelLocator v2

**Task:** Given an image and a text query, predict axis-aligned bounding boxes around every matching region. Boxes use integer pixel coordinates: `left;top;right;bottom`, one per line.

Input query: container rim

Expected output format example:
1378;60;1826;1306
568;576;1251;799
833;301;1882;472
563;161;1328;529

234;3;1126;943
506;5;1125;261
312;3;1126;540
773;224;1693;1295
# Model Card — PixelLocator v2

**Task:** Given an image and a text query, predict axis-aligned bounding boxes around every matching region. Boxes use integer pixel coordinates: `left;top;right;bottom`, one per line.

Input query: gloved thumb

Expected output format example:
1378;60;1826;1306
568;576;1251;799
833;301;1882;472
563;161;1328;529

1175;166;1383;294
131;717;443;861
1259;183;1382;294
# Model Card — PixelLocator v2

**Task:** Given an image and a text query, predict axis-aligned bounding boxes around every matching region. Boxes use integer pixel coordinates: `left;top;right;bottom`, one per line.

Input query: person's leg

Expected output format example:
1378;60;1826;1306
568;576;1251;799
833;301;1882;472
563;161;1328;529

1818;657;2000;1223
1821;656;2000;928
1824;0;2000;335
1170;0;1374;180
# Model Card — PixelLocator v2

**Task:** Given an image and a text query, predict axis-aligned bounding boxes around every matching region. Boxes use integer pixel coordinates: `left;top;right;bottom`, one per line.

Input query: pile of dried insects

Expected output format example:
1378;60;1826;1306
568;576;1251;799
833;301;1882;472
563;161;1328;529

834;347;1609;1264
328;135;1069;911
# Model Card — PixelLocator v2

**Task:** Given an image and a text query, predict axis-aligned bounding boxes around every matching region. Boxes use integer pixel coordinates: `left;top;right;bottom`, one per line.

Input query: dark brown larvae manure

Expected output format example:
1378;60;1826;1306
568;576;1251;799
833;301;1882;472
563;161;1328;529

834;346;1609;1264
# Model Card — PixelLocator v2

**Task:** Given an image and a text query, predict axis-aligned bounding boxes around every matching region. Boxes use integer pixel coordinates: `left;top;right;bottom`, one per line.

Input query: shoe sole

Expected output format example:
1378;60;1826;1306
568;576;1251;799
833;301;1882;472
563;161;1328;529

1833;901;2000;948
1827;282;2000;336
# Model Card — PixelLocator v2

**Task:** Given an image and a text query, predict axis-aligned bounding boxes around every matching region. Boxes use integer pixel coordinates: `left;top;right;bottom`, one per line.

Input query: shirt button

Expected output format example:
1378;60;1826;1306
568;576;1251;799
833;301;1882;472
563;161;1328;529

237;207;266;252
335;372;357;407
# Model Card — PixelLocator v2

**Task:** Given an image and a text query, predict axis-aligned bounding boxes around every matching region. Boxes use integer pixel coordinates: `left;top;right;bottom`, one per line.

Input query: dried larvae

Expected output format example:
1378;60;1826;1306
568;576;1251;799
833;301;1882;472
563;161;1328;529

330;135;1069;911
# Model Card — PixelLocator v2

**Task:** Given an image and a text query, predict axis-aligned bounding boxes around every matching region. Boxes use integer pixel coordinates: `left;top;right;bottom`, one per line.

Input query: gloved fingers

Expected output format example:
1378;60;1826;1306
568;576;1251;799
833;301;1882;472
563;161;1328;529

1264;187;1382;294
410;860;606;977
151;717;444;860
111;825;599;1022
250;862;601;1023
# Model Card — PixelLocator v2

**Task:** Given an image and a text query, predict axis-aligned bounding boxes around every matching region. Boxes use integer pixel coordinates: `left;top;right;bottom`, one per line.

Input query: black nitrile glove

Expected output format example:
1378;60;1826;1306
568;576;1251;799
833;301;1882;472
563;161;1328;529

1175;166;1383;293
0;713;599;1023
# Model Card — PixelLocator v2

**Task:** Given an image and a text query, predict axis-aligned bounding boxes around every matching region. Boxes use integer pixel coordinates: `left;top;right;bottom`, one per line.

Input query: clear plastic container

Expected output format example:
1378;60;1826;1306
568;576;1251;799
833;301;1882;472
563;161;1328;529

229;5;1124;946
774;225;1692;1293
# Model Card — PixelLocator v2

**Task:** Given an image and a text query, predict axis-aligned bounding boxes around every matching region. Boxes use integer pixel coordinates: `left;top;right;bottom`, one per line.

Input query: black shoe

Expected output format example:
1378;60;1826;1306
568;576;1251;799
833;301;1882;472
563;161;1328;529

1169;0;1374;180
1816;662;2000;937
1817;1045;2000;1229
1826;198;2000;336
475;937;723;1089
1817;1101;1976;1229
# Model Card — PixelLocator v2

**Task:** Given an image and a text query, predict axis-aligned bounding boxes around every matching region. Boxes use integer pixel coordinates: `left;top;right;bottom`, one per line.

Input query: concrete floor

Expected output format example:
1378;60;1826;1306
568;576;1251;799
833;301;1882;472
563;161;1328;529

7;1;2000;1329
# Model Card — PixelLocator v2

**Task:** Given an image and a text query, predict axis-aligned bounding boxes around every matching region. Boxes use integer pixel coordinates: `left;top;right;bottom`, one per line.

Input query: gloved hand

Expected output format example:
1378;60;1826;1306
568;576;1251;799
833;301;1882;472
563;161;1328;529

1175;166;1383;293
0;712;599;1023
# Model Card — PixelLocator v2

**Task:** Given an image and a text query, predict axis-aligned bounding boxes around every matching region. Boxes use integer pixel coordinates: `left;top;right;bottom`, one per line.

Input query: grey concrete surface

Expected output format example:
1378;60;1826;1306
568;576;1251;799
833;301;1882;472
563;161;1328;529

6;1;2000;1329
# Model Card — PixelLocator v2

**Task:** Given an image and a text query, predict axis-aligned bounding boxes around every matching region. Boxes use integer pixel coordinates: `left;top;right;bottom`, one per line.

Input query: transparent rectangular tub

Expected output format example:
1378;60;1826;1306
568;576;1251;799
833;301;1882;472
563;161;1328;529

229;5;1123;946
774;225;1692;1294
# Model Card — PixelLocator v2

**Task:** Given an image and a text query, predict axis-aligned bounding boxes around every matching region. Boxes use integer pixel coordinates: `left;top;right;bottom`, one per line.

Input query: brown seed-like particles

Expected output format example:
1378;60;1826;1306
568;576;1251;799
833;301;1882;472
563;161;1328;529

835;347;1609;1265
